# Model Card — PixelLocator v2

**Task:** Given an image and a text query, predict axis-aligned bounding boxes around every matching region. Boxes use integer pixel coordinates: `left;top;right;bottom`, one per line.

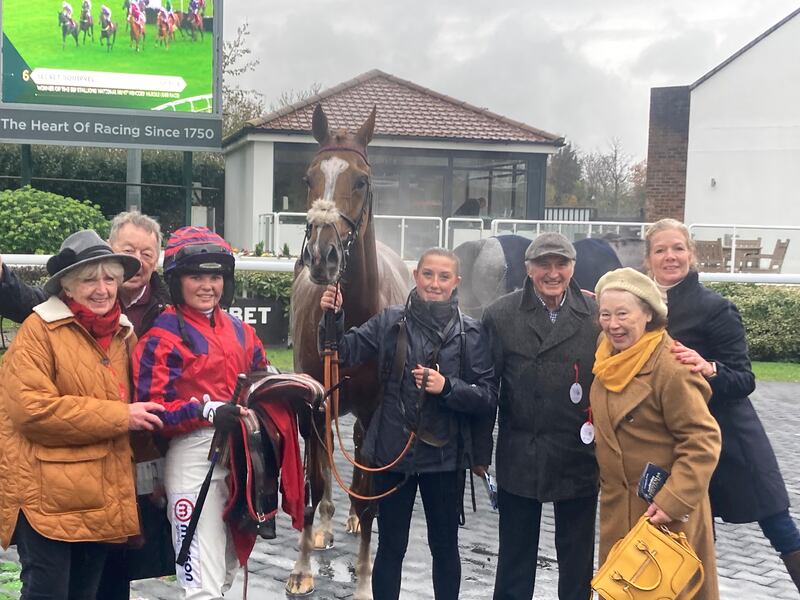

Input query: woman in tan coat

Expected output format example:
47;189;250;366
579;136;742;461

590;268;721;600
0;230;165;600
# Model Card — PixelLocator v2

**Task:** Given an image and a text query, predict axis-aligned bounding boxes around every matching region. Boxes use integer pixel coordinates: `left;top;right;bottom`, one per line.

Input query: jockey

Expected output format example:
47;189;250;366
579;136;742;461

128;0;144;27
133;227;270;599
62;1;73;19
188;0;201;24
101;4;111;20
82;0;91;11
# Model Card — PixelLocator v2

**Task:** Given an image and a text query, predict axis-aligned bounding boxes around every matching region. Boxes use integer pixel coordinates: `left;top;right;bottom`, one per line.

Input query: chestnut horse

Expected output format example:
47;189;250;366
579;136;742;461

287;104;411;600
128;13;145;51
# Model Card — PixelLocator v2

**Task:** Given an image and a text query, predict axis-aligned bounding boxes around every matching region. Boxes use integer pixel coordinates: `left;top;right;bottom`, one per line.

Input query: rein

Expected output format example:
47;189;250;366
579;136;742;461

301;144;414;500
318;312;417;501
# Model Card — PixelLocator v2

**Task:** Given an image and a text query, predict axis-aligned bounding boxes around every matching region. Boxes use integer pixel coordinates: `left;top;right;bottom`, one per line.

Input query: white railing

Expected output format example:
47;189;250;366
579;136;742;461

490;219;650;240
374;215;442;260
444;217;488;249
6;253;800;282
688;223;800;275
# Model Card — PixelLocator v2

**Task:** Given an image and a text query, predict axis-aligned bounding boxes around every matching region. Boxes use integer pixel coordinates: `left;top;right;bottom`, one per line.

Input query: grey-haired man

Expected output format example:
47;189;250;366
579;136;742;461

482;233;600;600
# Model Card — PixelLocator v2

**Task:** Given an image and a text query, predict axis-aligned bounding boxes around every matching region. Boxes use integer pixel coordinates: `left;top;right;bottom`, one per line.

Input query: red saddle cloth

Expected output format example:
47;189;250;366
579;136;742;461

224;373;323;566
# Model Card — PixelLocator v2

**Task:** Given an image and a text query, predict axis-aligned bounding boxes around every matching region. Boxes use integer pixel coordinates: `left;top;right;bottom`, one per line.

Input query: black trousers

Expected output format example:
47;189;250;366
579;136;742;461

15;511;109;600
493;487;597;600
372;470;461;600
95;497;176;600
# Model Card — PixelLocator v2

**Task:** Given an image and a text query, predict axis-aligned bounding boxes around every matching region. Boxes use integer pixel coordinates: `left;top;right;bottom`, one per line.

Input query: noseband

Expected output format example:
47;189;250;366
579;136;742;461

299;147;373;282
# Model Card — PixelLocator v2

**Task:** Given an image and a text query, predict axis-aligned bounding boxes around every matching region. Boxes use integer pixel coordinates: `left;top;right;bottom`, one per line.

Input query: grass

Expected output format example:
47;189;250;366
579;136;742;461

752;361;800;383
3;0;213;111
266;346;294;373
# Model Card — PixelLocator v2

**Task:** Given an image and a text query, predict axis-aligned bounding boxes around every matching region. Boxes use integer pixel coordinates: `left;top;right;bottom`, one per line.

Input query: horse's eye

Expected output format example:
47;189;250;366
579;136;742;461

354;177;368;191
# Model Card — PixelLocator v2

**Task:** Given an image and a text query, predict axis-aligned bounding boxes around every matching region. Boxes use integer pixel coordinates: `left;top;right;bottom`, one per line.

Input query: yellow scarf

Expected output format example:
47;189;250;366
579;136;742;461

593;329;665;392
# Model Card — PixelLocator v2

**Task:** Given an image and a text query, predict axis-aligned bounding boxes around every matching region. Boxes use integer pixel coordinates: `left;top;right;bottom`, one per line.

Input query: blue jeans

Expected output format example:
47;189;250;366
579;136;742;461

759;509;800;555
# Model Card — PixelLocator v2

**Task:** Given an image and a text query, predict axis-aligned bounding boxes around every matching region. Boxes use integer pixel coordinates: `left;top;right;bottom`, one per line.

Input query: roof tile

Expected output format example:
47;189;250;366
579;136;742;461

246;70;561;145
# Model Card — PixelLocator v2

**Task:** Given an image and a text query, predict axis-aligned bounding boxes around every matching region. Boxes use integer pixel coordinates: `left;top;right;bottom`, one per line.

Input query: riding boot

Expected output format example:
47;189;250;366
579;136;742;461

781;550;800;592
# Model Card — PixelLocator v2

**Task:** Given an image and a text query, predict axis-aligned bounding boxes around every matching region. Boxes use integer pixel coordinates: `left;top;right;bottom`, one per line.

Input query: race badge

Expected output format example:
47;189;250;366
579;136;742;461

169;493;201;589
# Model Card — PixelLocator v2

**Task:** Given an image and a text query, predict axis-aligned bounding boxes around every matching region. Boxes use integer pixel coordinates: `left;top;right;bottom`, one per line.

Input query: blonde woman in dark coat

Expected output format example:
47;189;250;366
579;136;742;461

591;268;721;600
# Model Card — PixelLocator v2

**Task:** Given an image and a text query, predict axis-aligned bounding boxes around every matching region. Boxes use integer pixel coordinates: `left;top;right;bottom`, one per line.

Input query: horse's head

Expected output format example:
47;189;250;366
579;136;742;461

301;104;376;285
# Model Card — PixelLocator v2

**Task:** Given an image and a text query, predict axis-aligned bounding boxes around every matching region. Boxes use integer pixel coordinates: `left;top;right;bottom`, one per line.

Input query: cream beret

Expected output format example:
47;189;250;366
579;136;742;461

594;267;667;319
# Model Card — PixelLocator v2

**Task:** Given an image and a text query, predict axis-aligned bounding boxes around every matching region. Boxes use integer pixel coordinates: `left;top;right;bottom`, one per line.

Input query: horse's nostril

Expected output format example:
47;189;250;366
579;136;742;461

326;245;339;263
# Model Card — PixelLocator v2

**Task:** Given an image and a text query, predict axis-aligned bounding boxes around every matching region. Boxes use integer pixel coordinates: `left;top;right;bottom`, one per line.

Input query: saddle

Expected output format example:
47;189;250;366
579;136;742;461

222;372;324;566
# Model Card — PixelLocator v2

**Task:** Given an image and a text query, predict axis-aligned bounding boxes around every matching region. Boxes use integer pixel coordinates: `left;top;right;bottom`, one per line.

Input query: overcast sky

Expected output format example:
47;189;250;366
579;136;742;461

223;0;799;161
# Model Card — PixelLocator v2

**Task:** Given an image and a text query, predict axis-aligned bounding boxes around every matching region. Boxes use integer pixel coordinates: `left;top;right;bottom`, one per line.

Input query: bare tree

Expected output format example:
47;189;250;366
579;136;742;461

222;22;265;136
267;83;324;113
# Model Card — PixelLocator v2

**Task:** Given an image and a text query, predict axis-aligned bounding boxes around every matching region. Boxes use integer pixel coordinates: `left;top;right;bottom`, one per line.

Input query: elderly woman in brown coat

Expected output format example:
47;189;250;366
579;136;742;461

590;268;721;600
0;230;165;600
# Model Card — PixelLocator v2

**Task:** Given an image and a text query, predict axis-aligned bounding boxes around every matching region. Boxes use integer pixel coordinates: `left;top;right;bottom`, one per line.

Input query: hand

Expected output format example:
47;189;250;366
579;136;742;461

645;502;674;525
472;465;488;477
411;364;446;395
671;340;714;377
128;402;165;431
320;284;342;312
202;399;248;434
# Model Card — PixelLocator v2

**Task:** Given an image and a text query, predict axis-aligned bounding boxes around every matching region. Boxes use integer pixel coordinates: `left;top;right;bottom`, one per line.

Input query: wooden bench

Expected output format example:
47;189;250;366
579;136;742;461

742;239;790;273
694;239;726;272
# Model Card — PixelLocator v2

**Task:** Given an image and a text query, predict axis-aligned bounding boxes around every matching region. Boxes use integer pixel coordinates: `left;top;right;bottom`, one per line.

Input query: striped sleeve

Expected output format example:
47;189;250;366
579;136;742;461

133;333;205;437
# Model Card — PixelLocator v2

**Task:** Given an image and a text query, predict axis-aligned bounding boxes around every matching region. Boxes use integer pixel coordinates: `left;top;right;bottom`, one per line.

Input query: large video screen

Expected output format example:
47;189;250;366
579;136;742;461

1;0;216;113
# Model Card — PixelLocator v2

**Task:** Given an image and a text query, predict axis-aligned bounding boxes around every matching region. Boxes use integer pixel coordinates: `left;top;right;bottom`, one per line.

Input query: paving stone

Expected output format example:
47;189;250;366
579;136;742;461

2;382;800;599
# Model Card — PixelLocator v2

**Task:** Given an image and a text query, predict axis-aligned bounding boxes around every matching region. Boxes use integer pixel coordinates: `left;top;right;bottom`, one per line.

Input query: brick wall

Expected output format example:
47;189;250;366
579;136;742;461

644;86;691;221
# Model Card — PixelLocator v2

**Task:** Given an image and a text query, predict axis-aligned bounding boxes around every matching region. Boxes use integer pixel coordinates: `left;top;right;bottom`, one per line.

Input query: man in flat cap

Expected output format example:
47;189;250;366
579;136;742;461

480;232;600;600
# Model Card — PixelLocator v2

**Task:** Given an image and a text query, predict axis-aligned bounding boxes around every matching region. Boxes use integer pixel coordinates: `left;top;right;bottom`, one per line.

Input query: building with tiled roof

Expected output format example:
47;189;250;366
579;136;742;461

223;70;564;252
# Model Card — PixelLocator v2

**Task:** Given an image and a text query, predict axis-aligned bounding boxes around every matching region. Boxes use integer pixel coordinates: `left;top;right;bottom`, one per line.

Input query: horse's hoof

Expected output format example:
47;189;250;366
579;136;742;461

312;530;334;550
345;515;361;534
285;573;315;597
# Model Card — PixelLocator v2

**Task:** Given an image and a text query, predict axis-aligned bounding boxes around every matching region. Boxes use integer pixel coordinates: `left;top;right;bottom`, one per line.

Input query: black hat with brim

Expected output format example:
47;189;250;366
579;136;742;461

44;229;141;296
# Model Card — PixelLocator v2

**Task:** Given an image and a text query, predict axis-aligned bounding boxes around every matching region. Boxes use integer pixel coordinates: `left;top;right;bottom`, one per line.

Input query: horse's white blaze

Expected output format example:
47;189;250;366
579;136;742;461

306;156;349;227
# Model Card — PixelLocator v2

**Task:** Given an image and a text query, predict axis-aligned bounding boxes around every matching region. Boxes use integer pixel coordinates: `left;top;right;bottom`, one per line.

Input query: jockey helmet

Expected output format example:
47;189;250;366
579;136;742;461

164;226;236;308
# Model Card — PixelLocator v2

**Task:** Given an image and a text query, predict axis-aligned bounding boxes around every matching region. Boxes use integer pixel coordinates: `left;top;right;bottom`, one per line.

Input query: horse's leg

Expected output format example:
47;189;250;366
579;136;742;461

286;431;325;596
350;420;375;600
313;459;335;550
346;420;367;534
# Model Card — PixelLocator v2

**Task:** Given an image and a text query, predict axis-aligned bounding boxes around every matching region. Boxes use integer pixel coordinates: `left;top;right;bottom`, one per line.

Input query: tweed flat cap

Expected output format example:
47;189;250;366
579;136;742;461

594;267;668;319
525;232;576;261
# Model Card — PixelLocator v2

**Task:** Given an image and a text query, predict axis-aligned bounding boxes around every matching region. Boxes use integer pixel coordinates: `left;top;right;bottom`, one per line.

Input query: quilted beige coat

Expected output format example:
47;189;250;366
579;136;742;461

0;296;139;547
591;333;721;600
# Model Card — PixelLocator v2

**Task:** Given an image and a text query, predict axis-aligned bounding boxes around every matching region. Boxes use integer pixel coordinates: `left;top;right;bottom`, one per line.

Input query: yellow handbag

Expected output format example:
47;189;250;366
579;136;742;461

592;515;704;600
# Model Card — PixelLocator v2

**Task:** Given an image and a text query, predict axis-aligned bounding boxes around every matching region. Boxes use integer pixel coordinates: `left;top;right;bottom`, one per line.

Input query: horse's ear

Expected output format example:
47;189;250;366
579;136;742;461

312;104;329;145
355;105;376;148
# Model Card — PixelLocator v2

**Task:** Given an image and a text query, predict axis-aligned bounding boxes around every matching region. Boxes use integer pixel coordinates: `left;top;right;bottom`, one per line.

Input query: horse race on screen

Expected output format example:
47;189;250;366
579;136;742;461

1;0;214;112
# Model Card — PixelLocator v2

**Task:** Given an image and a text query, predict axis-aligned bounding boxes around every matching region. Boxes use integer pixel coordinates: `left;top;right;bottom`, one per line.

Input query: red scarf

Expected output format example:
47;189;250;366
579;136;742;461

65;297;122;350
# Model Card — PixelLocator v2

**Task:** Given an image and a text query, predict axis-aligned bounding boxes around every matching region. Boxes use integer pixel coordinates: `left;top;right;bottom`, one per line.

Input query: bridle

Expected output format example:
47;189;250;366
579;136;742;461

298;146;373;284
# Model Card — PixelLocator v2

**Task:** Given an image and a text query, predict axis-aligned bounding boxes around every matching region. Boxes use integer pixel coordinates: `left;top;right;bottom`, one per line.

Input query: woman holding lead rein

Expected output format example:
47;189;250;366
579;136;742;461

644;218;800;592
320;248;498;600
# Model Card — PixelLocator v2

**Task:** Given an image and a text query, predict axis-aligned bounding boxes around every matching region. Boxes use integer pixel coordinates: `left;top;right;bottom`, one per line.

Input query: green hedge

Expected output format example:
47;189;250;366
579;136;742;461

0;144;224;236
0;187;109;254
707;283;800;362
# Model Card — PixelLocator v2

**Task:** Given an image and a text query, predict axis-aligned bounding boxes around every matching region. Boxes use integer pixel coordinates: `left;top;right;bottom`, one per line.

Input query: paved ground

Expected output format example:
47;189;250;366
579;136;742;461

2;381;799;599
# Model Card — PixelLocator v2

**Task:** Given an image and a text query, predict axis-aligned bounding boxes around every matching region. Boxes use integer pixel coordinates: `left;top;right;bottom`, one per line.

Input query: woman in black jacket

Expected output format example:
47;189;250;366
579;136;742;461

644;218;800;591
320;248;498;600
